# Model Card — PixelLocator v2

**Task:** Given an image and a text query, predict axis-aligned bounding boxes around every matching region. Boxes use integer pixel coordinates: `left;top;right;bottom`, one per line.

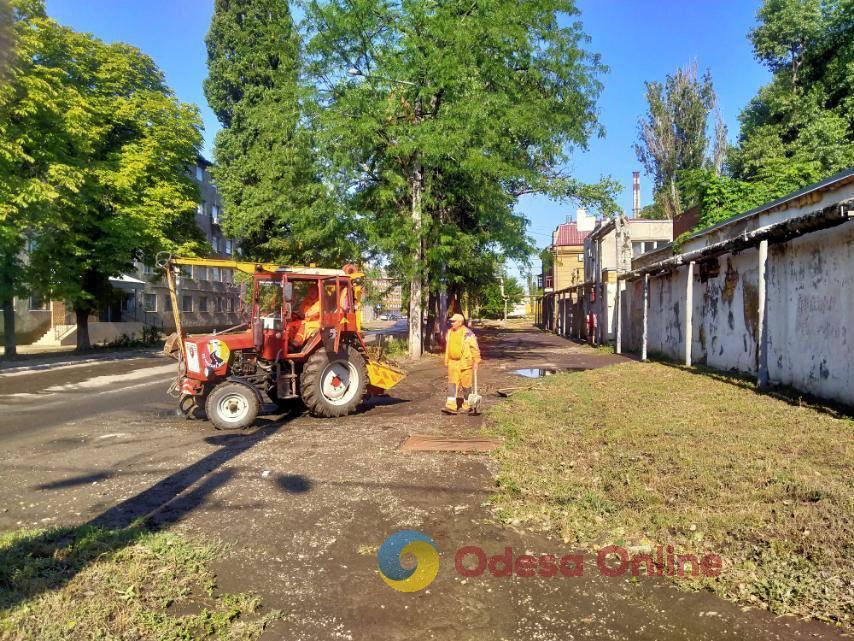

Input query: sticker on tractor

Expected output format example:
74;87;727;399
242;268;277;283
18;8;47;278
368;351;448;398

205;339;230;370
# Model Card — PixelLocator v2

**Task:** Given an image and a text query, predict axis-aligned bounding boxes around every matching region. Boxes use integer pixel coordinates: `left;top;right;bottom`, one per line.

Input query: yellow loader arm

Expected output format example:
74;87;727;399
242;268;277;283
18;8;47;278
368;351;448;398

155;253;352;276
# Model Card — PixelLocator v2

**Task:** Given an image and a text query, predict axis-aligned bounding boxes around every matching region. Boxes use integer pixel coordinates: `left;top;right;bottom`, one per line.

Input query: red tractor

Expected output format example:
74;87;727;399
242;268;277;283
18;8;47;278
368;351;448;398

158;255;404;430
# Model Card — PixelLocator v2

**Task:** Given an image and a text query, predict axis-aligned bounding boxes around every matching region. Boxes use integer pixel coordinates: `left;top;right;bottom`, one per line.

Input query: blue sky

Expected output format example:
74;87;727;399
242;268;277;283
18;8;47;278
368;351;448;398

46;0;770;276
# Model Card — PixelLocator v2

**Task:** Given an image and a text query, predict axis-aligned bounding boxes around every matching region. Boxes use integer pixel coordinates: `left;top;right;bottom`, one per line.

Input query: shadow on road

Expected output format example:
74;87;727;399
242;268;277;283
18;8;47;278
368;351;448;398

0;417;286;611
35;471;114;490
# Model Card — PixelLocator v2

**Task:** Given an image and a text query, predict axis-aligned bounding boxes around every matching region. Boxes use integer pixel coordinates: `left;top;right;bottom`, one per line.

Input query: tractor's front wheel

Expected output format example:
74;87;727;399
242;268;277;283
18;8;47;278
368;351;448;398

205;382;260;430
300;344;368;418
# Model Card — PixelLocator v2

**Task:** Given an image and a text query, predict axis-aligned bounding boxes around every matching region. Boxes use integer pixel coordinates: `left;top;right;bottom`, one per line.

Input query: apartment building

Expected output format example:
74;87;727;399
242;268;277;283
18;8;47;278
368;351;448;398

2;157;242;347
537;213;673;344
538;208;595;292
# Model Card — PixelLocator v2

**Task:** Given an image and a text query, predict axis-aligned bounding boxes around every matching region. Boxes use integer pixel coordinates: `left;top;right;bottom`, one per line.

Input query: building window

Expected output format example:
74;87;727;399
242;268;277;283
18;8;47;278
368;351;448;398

195;266;207;281
199;296;208;312
143;293;157;312
216;297;225;313
225;239;233;255
227;297;235;312
29;291;49;311
632;241;660;256
577;254;583;262
197;202;205;216
221;268;231;283
212;205;219;224
210;267;221;282
182;295;193;313
196;166;204;181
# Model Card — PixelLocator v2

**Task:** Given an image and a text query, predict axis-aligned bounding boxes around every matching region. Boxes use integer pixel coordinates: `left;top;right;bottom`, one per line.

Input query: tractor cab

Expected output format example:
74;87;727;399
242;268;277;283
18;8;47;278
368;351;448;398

250;271;357;361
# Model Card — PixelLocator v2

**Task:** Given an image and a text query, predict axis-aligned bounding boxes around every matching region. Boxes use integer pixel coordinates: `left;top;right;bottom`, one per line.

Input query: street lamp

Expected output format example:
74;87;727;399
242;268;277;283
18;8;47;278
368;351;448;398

497;270;509;321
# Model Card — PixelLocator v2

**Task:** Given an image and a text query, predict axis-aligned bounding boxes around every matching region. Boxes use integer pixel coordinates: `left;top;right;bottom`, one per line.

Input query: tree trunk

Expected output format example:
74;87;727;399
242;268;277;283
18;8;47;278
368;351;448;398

438;285;448;351
668;176;681;219
408;158;423;359
424;289;436;353
75;306;91;351
2;298;16;360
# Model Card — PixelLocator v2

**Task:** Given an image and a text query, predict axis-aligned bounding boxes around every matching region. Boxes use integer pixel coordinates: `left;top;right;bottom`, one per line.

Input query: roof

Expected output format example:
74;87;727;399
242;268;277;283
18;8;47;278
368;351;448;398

552;223;590;246
686;167;854;241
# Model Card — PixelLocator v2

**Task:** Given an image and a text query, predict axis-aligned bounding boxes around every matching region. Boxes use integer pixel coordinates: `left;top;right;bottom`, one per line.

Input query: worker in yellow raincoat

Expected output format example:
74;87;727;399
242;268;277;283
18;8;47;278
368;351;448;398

287;285;321;349
443;313;481;414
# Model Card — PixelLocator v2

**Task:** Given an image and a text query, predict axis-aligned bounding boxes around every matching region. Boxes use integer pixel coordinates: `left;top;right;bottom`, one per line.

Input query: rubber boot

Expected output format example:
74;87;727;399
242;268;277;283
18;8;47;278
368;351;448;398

442;398;459;414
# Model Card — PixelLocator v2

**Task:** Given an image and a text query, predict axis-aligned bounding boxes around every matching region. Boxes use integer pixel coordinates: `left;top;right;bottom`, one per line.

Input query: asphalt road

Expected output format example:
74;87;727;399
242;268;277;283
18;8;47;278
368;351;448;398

0;356;176;445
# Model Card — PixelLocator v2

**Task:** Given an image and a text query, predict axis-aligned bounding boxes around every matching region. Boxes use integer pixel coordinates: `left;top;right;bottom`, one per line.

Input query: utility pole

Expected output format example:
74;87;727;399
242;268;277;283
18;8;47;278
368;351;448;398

409;155;423;358
498;271;509;321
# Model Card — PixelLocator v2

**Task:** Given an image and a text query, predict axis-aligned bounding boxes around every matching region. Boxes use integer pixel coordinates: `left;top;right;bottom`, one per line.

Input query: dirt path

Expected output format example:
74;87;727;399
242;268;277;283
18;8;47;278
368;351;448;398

0;325;844;640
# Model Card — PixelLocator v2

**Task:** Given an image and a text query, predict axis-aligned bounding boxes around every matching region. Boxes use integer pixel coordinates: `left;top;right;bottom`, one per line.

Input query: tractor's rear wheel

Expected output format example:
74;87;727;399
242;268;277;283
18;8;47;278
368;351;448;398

300;344;367;418
205;382;260;430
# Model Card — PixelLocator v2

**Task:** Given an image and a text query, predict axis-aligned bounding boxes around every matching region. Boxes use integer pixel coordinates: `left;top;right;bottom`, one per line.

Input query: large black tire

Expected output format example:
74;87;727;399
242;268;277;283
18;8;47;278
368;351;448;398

205;382;260;430
300;344;368;418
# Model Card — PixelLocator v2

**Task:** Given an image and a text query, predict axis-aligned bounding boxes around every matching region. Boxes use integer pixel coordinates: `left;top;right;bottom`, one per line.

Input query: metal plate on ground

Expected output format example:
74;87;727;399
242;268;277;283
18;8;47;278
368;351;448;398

400;434;501;453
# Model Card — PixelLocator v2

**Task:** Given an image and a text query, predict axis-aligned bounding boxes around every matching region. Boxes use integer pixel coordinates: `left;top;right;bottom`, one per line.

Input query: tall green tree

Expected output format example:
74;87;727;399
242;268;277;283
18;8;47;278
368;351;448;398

303;0;616;357
682;0;853;234
732;0;853;183
0;0;204;352
749;0;822;90
634;62;725;219
204;0;355;266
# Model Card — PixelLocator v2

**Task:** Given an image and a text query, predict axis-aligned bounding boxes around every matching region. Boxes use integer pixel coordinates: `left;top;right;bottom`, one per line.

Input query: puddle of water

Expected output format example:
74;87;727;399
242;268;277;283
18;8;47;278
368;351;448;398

512;368;559;378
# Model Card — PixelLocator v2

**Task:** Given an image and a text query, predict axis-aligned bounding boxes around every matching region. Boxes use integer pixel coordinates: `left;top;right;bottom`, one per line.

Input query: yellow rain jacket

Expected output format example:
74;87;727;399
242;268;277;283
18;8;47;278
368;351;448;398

287;295;320;347
445;326;481;389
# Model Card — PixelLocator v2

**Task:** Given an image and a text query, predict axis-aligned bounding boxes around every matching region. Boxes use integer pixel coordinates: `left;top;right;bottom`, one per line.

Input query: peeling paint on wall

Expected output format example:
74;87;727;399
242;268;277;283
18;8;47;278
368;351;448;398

742;280;760;341
722;258;739;305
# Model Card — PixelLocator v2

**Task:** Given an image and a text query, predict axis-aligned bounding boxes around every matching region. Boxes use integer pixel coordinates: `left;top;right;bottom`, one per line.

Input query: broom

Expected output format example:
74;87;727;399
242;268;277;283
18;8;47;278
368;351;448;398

467;368;483;414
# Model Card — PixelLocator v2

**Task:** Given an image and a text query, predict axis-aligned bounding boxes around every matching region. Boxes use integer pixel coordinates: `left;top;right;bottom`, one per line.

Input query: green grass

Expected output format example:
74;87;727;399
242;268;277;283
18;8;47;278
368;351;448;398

366;337;408;364
0;522;282;640
485;361;854;626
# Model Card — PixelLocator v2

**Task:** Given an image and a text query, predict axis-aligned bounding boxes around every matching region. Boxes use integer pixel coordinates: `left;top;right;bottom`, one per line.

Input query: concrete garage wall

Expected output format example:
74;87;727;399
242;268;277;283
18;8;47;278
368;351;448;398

766;224;854;402
619;279;644;354
696;251;761;374
617;171;854;406
647;269;688;361
621;226;854;403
